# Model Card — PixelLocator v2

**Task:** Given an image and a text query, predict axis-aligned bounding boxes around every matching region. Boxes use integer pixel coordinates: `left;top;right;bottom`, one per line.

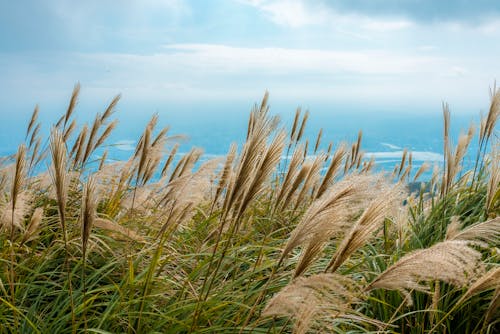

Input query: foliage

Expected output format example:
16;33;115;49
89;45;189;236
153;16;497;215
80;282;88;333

0;85;498;333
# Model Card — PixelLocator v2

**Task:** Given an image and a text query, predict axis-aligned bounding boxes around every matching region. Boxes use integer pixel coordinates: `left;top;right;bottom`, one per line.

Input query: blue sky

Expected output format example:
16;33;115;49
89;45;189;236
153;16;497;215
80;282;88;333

1;0;500;115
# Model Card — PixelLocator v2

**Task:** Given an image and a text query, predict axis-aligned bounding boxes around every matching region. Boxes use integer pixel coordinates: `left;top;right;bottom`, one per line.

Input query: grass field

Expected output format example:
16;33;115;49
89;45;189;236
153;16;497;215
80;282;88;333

0;84;498;333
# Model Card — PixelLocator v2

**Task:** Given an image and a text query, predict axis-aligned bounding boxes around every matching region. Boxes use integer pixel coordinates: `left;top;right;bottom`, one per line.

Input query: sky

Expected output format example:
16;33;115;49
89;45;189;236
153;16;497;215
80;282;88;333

1;0;500;117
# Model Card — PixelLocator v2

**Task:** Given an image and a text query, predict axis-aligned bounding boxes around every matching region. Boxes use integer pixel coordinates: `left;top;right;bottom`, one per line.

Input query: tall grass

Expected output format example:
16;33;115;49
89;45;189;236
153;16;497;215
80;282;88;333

0;85;498;333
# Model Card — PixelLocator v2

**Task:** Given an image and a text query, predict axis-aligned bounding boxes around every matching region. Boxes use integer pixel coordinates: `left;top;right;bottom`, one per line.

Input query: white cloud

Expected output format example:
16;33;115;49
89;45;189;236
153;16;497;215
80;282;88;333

359;19;413;32
0;43;491;109
68;43;452;102
47;0;189;44
417;45;438;52
476;19;500;34
241;0;500;37
241;0;328;27
240;0;413;32
161;43;442;75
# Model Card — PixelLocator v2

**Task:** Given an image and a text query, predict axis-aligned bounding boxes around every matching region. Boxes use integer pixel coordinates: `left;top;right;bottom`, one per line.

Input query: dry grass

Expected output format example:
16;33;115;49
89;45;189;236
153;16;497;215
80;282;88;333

326;181;404;273
262;273;368;333
81;176;97;260
280;174;378;276
447;216;500;247
366;240;484;304
0;86;497;334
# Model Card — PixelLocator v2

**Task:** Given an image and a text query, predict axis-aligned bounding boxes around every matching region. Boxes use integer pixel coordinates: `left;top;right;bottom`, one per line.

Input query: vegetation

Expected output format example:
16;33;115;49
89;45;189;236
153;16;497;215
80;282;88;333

0;83;498;333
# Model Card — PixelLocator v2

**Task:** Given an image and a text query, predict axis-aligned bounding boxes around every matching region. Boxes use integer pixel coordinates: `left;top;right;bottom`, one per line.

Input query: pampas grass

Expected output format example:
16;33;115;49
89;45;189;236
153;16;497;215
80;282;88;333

211;143;237;212
0;85;497;334
48;129;76;331
81;176;97;261
315;144;345;199
262;273;368;333
326;182;404;273
462;267;500;301
26;105;39;141
55;83;80;130
366;240;483;303
447;216;500;246
49;130;69;233
21;207;43;244
486;145;500;214
280;174;376;275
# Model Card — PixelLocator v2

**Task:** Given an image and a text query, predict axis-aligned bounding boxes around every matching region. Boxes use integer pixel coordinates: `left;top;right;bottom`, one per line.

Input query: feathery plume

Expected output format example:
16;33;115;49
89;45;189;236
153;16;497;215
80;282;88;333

94;218;145;242
212;143;237;210
290;107;301;143
326;182;403;273
157;159;218;236
82;114;103;166
151;126;170;148
316;144;346;199
160;143;180;177
326;141;333;156
303;139;309;160
482;85;500;145
101;94;121;123
281;160;312;209
28;123;41;149
361;156;375;174
366;240;483;304
56;83;80;129
135;120;153;184
98;150;108;171
296;110;309;143
280;175;377;271
1;192;31;232
28;137;42;173
169;148;203;182
11;145;26;220
174;148;203;180
81;177;97;260
235;130;286;221
398;149;408;177
21;207;43;244
487;145;500;213
63;119;77;143
221;103;280;220
313;128;323;154
263;274;375;333
49;129;69;233
462;267;500;301
72;125;89;168
413;162;430;182
94;119;118;149
447;217;500;247
26;105;39;140
353;130;363;167
274;144;304;210
293;153;325;210
484;288;500;326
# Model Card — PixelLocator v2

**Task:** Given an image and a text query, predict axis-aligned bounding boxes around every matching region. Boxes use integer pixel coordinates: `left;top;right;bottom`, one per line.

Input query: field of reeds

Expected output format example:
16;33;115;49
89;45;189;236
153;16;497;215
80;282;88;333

0;84;498;333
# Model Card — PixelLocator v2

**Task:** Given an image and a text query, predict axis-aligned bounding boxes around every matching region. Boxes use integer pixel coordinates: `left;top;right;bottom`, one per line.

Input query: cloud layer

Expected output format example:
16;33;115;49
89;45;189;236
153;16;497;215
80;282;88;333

0;0;499;114
244;0;500;27
321;0;500;23
0;42;492;111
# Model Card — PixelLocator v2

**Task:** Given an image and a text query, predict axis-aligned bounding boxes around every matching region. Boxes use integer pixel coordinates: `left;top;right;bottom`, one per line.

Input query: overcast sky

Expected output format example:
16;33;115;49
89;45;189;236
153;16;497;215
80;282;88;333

1;0;499;114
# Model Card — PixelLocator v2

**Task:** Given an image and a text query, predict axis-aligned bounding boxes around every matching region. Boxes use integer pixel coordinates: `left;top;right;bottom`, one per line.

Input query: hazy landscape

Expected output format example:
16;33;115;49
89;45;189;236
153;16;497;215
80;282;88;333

1;1;499;333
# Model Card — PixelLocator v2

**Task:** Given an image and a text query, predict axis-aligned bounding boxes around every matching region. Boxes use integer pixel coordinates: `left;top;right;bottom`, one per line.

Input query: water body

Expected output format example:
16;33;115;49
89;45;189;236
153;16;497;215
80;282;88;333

0;101;481;180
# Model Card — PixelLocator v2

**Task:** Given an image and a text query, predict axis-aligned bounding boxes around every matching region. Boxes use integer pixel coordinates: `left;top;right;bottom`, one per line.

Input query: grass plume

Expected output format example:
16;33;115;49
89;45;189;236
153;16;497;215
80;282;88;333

0;85;497;334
